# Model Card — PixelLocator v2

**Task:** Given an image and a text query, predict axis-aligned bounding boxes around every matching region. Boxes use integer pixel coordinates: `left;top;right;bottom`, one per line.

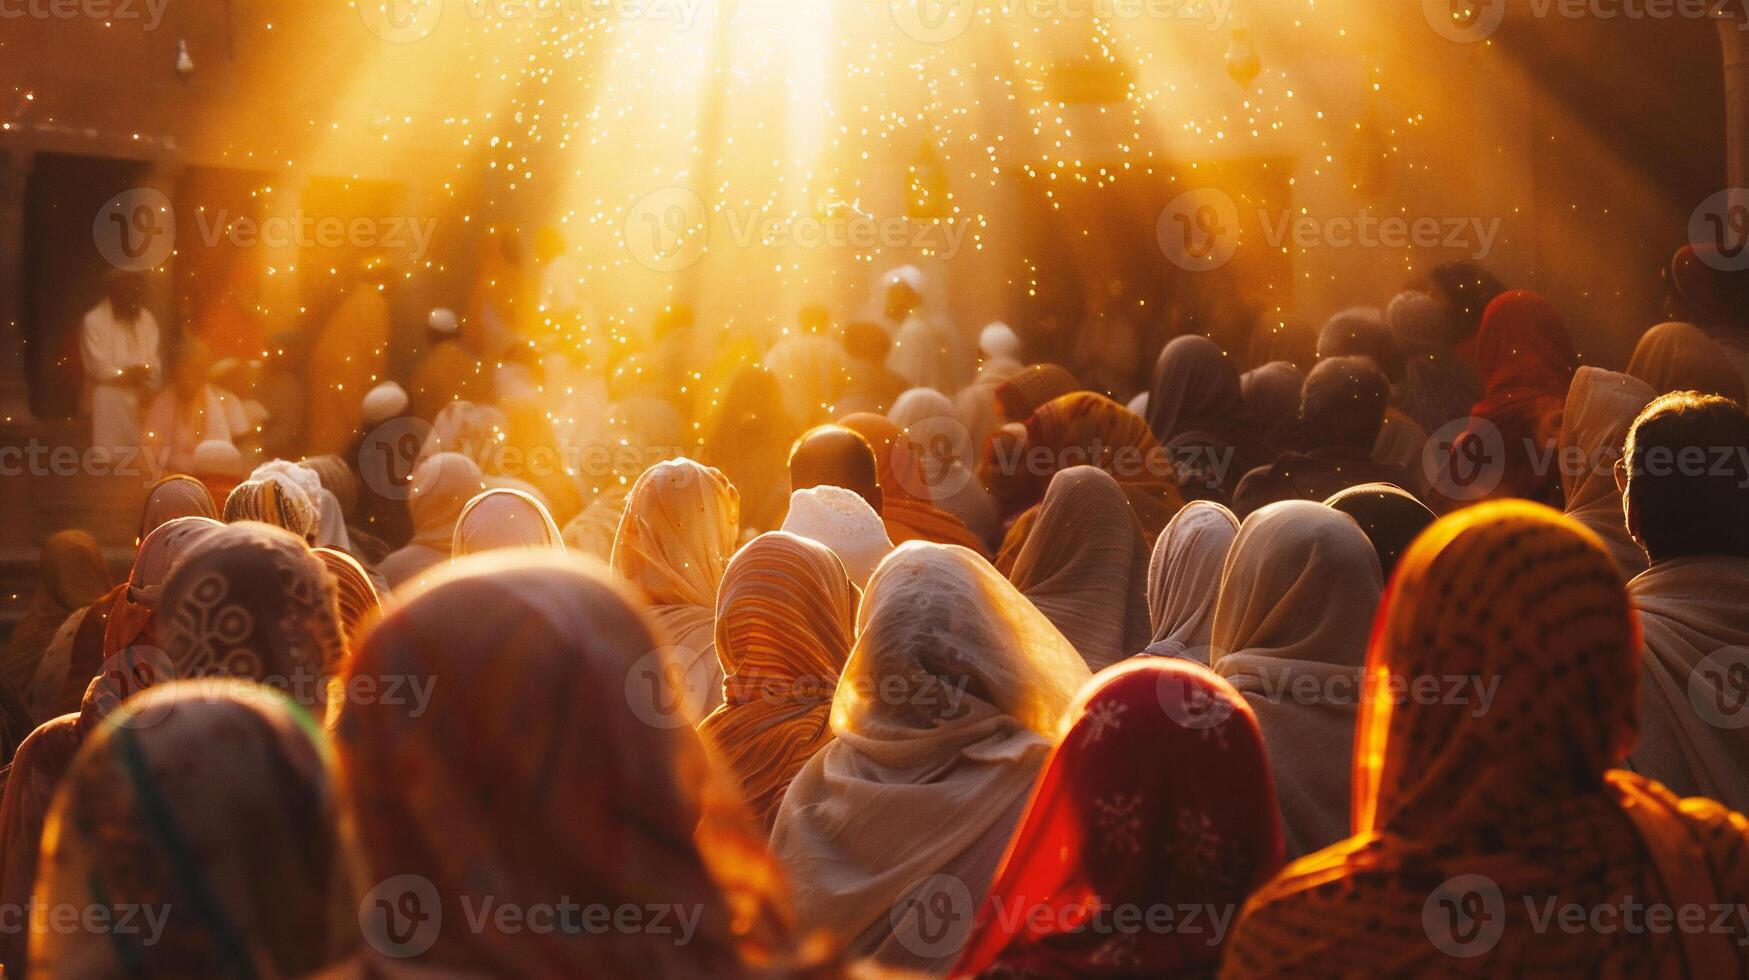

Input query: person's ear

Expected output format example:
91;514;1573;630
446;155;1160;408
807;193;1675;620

1616;457;1644;550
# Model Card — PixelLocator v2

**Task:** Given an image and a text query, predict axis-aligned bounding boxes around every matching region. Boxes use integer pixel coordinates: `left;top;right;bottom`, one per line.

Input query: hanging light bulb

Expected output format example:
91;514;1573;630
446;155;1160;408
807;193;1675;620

175;40;195;80
1225;28;1260;88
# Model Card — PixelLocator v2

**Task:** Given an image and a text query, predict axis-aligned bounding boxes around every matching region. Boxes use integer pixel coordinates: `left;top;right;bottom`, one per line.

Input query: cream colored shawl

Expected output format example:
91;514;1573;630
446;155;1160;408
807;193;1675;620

1210;500;1382;859
1005;466;1152;670
1627;555;1749;813
1144;500;1240;663
452;488;563;558
769;542;1090;974
611;458;740;720
1559;366;1655;581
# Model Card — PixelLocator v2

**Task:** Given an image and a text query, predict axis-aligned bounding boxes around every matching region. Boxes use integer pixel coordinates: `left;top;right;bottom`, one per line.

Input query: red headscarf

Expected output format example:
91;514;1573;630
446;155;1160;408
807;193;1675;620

952;659;1284;978
1442;290;1577;507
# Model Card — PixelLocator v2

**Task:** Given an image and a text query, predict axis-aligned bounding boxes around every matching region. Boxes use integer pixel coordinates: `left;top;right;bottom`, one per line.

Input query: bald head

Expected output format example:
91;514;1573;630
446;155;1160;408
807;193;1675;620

790;425;884;513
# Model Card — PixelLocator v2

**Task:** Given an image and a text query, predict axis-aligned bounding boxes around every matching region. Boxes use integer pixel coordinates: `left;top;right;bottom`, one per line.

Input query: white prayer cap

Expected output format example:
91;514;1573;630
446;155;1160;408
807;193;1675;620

780;485;895;587
362;381;410;426
979;322;1022;362
192;439;247;478
427;307;460;335
883;265;926;295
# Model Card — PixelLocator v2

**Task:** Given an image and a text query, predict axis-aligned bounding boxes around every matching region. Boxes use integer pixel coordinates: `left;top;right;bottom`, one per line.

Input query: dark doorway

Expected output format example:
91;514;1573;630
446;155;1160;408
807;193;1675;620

21;153;155;420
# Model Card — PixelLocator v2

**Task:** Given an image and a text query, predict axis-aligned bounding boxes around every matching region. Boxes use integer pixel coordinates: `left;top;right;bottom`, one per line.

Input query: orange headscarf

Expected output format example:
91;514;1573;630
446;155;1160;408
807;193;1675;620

698;532;858;832
337;554;811;976
1224;502;1749;975
838;413;989;556
986;392;1184;539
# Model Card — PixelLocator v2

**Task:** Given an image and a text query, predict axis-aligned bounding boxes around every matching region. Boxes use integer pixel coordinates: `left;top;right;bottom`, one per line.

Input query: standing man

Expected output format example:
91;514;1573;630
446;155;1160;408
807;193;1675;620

81;272;161;451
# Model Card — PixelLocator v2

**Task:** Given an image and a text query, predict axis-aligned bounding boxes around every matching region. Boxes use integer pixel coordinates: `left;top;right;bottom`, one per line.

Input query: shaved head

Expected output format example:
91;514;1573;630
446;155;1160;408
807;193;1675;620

790;425;884;513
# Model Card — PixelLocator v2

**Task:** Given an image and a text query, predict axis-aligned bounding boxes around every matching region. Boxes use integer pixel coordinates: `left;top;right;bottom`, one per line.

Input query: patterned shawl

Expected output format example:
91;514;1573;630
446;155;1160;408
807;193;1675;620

30;684;353;979
698;532;858;832
990;392;1185;540
1225;502;1749;976
157;522;346;719
952;659;1284;978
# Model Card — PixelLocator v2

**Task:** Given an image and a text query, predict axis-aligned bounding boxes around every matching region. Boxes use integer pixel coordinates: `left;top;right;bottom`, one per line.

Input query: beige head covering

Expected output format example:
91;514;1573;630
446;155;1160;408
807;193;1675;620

611;458;740;719
1559;367;1656;580
1144;500;1240;662
1004;466;1151;670
452;488;563;558
770;541;1090;973
779;485;895;586
377;452;486;590
1211;500;1382;858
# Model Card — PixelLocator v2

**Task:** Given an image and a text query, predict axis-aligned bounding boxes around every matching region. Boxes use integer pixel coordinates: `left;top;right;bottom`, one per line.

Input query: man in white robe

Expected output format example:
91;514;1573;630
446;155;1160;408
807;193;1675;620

81;274;160;451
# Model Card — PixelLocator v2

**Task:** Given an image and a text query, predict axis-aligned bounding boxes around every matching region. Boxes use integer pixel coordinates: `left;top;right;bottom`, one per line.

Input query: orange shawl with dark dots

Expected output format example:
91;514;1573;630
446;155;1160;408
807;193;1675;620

838;413;990;557
989;392;1184;539
1223;502;1749;976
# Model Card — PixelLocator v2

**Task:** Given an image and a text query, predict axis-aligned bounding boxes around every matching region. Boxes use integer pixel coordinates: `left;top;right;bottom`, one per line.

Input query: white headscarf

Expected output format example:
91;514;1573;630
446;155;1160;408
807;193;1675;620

452;488;563;558
779;486;894;587
1210;500;1382;859
770;542;1090;973
1144;500;1240;662
1628;556;1749;813
979;322;1022;363
1559;367;1656;581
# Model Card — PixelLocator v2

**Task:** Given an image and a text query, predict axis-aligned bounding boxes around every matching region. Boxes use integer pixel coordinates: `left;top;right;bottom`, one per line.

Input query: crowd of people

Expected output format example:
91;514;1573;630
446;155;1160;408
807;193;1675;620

5;239;1749;977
